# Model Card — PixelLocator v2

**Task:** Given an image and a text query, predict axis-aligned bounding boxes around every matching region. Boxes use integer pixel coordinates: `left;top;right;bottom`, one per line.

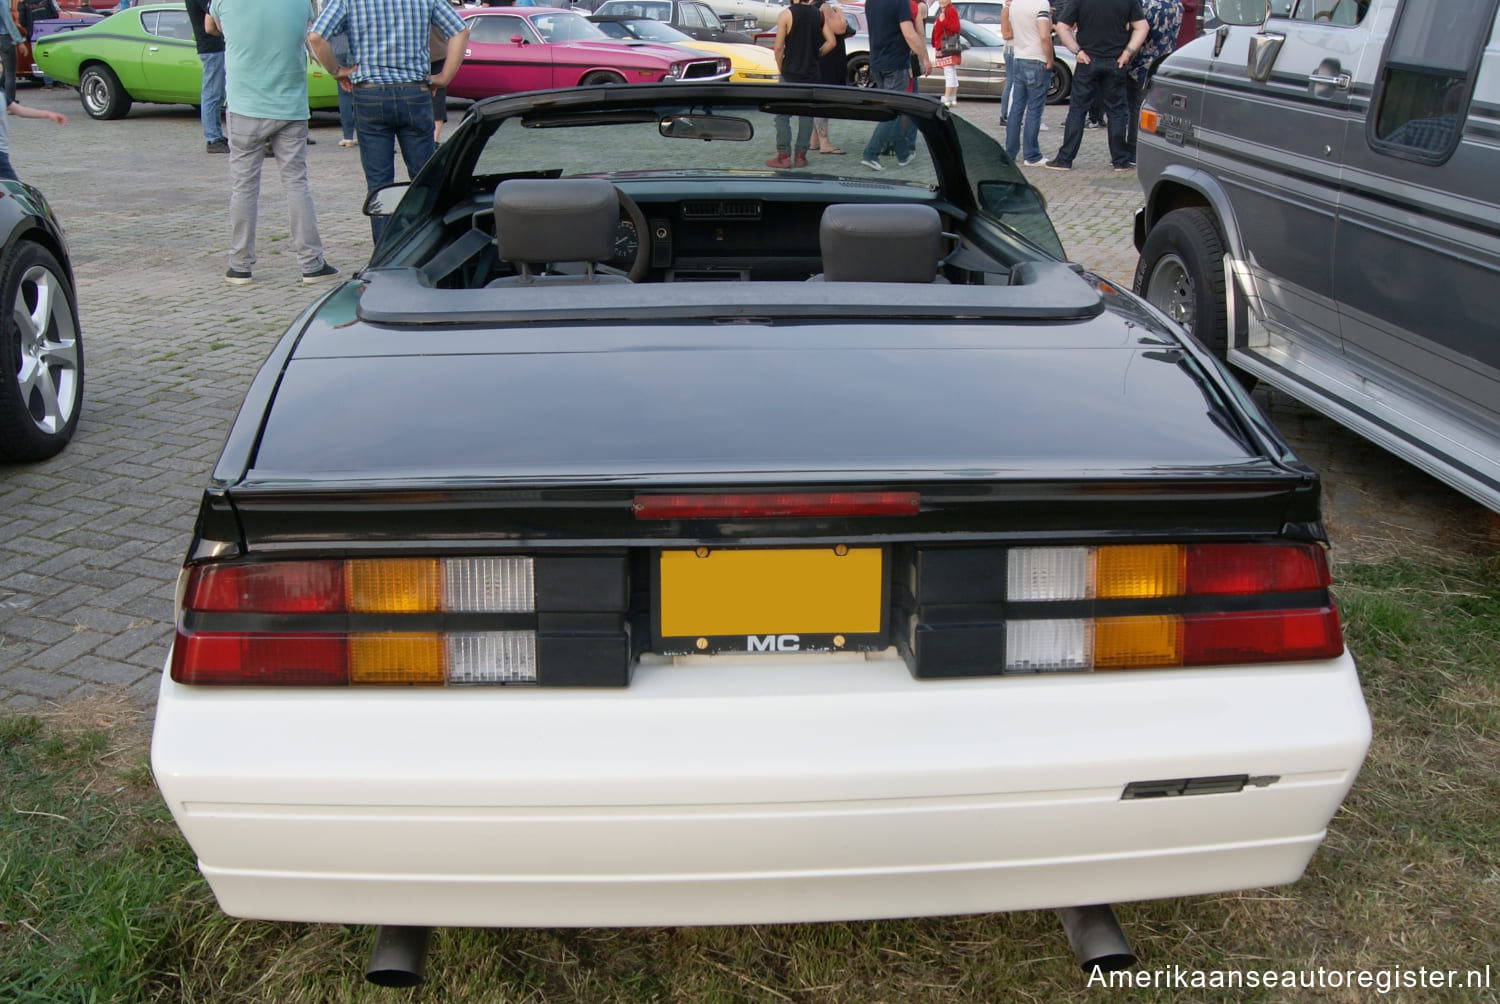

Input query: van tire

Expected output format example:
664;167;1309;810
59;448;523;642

1134;207;1227;357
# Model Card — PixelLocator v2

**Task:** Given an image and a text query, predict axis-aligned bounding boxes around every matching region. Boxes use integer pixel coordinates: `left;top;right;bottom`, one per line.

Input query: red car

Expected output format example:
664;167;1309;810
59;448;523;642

447;6;729;100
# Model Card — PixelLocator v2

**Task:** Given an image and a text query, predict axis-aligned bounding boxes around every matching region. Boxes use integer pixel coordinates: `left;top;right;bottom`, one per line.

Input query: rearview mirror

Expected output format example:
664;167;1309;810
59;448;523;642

658;115;754;141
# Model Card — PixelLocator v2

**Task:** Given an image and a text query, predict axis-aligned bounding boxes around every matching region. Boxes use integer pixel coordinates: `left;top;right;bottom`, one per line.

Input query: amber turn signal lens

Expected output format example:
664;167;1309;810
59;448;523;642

1139;107;1160;134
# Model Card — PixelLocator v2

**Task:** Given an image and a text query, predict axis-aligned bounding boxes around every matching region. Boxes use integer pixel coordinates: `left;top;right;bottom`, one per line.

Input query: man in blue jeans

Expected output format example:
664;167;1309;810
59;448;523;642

308;0;468;243
185;0;226;154
1002;0;1054;166
859;0;930;171
1046;0;1146;172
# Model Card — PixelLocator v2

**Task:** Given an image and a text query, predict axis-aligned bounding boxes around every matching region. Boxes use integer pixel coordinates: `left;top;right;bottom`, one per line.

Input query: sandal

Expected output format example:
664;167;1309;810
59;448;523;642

819;147;847;155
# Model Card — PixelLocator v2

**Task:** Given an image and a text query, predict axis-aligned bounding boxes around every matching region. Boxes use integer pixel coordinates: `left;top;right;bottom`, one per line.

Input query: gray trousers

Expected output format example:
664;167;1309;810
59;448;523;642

226;113;325;273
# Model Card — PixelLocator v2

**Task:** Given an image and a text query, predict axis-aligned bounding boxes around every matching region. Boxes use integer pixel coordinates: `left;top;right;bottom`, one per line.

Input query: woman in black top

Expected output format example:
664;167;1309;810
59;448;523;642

810;0;849;154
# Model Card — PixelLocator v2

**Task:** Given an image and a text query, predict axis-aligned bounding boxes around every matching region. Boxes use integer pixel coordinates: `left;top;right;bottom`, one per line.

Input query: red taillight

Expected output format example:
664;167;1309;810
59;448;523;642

1182;607;1344;666
632;491;921;519
171;633;349;685
186;561;345;613
1185;543;1329;595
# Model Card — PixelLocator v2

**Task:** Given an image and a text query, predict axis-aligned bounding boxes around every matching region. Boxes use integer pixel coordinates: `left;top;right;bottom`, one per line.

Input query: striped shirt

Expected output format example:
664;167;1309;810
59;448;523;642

310;0;466;86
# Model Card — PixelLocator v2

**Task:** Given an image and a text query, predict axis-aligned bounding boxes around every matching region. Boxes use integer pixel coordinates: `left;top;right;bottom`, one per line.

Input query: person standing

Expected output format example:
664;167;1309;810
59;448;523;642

858;0;930;171
929;0;959;108
306;0;468;243
808;0;847;155
1002;0;1051;165
1124;0;1180;164
0;97;64;182
185;0;226;154
765;0;835;169
328;23;357;147
997;0;1013;124
211;0;338;285
1045;0;1146;172
0;4;22;107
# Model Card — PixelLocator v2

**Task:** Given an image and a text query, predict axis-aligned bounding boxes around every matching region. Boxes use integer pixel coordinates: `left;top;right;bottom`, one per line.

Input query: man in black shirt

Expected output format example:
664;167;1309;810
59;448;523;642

1046;0;1147;171
765;0;836;169
185;0;227;153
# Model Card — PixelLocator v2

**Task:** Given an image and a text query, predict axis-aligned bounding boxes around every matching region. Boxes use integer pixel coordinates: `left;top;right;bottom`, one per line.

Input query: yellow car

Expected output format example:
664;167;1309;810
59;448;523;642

590;16;780;83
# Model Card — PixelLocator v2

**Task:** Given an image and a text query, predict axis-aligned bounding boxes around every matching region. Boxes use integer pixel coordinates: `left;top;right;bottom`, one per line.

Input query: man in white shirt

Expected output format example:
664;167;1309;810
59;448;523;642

1002;0;1054;166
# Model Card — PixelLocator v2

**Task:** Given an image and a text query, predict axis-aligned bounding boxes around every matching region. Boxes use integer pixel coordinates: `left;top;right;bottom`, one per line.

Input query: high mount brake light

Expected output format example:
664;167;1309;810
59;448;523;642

632;491;921;519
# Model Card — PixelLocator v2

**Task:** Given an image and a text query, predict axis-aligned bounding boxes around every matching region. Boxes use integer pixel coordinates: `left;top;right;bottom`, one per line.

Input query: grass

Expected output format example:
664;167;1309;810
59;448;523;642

2;554;1497;1002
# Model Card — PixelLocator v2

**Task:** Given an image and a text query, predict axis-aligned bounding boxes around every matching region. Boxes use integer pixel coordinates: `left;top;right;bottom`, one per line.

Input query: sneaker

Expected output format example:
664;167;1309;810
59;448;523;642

1023;156;1047;166
896;152;916;167
1040;122;1050;131
1085;120;1105;130
998;114;1007;126
301;262;340;284
224;268;252;285
206;138;228;154
338;138;357;147
1044;161;1072;171
860;157;884;171
792;152;808;168
764;153;792;168
1112;163;1135;172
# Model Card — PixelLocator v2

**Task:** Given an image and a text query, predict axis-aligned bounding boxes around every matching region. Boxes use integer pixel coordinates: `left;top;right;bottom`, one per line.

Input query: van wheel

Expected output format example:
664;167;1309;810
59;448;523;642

1135;207;1228;355
847;55;874;88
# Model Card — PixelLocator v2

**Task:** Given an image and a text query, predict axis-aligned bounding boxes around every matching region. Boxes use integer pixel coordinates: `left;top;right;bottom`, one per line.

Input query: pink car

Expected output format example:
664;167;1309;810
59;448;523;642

448;6;730;99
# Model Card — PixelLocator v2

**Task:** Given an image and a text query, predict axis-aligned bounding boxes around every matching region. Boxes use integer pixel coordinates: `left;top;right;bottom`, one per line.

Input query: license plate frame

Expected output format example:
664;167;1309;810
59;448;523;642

653;546;889;656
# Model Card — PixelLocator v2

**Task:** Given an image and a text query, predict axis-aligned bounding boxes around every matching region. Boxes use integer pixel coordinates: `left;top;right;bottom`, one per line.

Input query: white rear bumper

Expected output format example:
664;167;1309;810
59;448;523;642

152;649;1371;927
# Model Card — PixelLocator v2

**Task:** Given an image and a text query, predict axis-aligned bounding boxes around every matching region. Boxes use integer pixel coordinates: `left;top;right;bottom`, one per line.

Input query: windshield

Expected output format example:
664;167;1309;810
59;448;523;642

378;89;1064;263
596;1;673;20
529;11;610;42
963;21;1005;46
472;106;943;189
615;17;694;42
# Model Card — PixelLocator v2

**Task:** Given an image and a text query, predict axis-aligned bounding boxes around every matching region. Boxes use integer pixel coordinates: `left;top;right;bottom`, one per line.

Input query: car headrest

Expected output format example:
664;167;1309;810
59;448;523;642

494;178;618;264
819;203;943;283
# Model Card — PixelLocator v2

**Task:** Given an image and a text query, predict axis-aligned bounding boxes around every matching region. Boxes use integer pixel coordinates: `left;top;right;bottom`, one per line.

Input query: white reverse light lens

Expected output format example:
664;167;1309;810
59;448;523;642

444;557;534;612
1007;547;1092;601
1005;619;1092;673
446;632;538;684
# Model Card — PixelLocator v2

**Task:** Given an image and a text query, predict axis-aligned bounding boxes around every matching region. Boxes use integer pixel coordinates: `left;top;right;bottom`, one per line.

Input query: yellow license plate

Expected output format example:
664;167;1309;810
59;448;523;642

658;547;885;653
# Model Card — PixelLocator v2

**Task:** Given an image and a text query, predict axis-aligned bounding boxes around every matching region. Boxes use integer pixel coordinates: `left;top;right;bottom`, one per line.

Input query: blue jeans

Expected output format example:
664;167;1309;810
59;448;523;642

351;82;435;242
1005;58;1050;163
199;51;225;144
861;67;917;162
1052;59;1130;168
0;150;16;182
337;87;355;141
1000;44;1015;119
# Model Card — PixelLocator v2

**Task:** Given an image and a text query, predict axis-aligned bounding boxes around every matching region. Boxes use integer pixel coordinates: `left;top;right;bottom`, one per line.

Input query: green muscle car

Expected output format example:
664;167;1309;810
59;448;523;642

33;4;338;121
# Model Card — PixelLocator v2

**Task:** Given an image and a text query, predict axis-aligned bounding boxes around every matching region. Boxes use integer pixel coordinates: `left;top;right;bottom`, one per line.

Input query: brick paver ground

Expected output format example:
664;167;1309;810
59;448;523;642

0;87;1491;709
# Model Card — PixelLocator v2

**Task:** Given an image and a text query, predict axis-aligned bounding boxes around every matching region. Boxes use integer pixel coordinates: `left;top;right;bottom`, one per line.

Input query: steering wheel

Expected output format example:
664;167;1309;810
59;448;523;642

617;187;653;283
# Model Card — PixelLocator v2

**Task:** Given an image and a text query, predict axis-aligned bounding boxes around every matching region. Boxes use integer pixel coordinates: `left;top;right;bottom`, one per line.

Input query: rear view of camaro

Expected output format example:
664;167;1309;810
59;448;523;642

150;83;1370;985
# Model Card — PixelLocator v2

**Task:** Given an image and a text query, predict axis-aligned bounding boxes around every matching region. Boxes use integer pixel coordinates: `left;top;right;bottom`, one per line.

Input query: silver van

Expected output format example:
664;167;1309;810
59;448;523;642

1132;0;1500;513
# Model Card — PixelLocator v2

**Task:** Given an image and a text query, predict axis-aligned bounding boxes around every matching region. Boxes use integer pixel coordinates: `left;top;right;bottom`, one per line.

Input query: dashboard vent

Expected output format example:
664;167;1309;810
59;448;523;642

681;200;763;220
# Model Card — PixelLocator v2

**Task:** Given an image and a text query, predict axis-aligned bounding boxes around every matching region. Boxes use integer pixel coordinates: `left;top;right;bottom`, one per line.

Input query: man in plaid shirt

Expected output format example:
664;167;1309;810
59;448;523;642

308;0;469;241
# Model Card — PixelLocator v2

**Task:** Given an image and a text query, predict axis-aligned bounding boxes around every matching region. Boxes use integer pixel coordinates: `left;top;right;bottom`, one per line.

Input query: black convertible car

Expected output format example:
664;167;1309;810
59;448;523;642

152;84;1369;986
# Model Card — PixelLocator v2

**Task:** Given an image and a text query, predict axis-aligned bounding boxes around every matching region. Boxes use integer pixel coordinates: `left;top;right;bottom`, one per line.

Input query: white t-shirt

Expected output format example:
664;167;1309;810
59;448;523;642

1008;0;1052;62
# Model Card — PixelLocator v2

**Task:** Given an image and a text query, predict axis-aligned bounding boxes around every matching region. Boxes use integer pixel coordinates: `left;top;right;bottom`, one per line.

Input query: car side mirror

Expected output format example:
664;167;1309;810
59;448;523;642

363;183;410;218
512;34;526;45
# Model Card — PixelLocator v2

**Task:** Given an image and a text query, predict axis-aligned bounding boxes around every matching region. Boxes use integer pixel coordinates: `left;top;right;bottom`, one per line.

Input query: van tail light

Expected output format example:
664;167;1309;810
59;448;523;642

907;543;1344;677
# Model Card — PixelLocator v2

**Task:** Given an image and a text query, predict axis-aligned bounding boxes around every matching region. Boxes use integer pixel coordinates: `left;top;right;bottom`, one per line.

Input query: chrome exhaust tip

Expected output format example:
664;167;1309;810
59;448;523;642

1055;905;1136;972
365;925;432;987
